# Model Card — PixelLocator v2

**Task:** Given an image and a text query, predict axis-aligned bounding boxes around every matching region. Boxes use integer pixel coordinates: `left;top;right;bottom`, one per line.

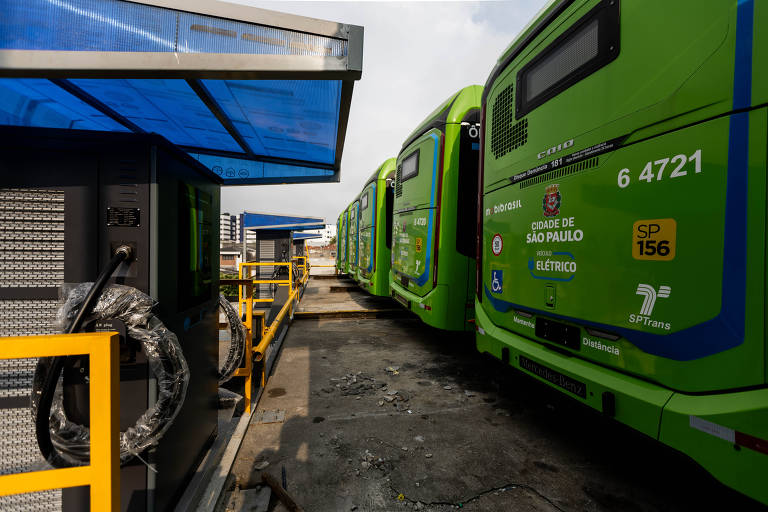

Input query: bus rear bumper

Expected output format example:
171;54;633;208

390;281;468;331
474;301;768;505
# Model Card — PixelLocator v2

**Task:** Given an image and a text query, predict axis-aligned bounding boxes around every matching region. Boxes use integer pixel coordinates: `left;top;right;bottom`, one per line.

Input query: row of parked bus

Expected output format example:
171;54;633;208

337;0;767;505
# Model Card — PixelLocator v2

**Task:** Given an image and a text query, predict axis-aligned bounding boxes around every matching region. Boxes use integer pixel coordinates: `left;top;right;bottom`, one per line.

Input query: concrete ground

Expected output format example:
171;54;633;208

228;276;766;512
308;256;337;276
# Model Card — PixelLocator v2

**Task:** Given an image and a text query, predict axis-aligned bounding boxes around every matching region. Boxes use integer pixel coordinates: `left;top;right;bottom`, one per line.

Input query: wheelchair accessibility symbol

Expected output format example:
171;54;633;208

491;270;503;294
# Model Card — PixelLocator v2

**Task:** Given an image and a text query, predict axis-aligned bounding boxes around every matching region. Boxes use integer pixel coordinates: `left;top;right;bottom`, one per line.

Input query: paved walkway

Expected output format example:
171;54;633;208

225;276;765;512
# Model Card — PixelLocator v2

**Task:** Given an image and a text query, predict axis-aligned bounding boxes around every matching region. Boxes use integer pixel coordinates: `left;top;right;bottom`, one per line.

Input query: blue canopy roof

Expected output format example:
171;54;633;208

293;233;322;240
242;212;325;231
0;0;363;185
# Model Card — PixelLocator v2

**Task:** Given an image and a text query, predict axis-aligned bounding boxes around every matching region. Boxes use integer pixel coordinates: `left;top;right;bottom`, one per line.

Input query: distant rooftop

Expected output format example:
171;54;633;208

242;211;325;231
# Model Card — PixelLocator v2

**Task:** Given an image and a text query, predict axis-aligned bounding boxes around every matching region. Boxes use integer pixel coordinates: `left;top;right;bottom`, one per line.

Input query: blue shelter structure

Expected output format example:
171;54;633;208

0;2;361;511
0;0;363;184
240;211;324;261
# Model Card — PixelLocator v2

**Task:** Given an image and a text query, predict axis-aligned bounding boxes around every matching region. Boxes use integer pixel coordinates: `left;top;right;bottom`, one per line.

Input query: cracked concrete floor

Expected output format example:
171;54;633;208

230;284;766;512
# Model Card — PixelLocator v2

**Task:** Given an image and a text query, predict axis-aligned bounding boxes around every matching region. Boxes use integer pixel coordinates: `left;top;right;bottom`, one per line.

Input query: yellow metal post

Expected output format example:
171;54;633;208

89;331;120;510
222;279;257;413
229;262;295;403
0;332;119;511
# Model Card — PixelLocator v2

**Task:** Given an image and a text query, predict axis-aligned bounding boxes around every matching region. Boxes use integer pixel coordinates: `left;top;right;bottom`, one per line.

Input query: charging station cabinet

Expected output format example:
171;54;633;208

0;126;221;512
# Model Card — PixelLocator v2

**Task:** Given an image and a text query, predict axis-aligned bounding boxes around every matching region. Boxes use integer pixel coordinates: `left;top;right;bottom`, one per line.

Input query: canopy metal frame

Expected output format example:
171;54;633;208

0;0;363;184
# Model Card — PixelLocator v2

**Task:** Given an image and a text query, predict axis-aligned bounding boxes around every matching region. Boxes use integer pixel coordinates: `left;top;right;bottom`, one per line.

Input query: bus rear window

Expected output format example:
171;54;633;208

401;150;419;182
517;0;619;117
361;191;369;210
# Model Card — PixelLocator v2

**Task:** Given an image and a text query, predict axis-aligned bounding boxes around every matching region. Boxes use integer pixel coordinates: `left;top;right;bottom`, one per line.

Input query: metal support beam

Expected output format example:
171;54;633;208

49;79;145;134
333;80;355;181
186;78;255;158
180;146;336;171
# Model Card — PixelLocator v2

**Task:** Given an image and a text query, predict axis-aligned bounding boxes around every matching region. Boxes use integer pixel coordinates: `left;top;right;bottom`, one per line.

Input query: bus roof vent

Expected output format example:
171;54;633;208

491;84;527;159
395;164;403;197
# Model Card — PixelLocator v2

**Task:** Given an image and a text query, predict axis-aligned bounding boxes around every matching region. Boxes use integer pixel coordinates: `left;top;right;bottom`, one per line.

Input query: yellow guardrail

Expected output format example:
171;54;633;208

0;332;120;510
252;283;300;387
228;260;309;402
238;261;293;307
292;256;310;286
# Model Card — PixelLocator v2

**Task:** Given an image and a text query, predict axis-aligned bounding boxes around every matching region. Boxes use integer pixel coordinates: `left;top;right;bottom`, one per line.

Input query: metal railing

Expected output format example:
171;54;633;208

238;261;293;306
292;256;311;287
2;259;310;507
0;332;120;510
224;260;309;411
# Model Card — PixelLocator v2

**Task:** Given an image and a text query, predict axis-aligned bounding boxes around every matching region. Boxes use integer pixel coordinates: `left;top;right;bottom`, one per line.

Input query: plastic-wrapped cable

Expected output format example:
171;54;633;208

218;294;247;384
32;283;189;466
32;246;131;468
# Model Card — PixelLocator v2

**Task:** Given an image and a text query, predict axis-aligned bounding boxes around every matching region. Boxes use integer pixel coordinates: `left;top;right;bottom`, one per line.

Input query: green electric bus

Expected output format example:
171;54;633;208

390;85;482;330
476;0;768;504
338;208;349;274
347;199;360;279
336;211;344;273
357;158;397;295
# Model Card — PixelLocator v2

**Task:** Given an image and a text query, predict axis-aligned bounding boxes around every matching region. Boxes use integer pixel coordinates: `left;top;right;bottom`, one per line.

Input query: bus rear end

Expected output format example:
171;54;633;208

335;213;343;272
477;0;768;503
348;200;360;277
340;209;348;274
390;86;482;331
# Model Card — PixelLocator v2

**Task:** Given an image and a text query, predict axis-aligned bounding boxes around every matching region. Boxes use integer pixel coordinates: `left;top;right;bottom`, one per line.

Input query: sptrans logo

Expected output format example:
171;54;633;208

542;184;561;217
629;283;671;330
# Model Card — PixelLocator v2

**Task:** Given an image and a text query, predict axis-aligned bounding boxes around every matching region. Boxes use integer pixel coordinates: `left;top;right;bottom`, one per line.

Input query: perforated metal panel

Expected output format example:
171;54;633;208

0;487;62;512
0;188;65;511
258;239;275;299
0;319;62;511
0;189;64;288
490;84;528;159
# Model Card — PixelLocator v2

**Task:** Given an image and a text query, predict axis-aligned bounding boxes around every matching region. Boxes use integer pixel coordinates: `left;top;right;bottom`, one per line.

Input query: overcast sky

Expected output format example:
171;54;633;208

222;1;549;223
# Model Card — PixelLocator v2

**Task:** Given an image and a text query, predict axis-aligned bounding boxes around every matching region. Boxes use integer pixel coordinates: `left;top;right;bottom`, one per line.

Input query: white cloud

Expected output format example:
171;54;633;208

222;1;548;223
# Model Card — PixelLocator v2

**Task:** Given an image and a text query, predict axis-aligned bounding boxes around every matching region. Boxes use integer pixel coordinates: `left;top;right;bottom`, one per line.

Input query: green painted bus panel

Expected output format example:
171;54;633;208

401;90;460;148
358;158;396;296
390;85;482;330
358;185;373;283
336;213;344;273
394;284;468;331
659;389;768;506
484;0;735;191
392;130;440;297
481;0;767;504
347;201;359;275
477;300;768;505
340;208;349;273
474;302;672;439
396;130;441;211
754;1;768;108
482;113;767;392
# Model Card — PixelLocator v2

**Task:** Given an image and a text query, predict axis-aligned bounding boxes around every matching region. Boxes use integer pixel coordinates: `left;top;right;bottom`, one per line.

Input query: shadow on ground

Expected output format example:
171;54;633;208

228;279;767;512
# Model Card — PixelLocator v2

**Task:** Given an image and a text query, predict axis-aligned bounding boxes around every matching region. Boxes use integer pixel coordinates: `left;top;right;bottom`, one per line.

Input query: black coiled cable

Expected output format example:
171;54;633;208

32;246;131;467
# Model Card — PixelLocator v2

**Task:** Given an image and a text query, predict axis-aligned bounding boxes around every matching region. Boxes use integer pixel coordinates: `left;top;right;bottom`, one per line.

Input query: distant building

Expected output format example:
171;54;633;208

219;212;241;242
304;224;336;246
219;249;241;272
